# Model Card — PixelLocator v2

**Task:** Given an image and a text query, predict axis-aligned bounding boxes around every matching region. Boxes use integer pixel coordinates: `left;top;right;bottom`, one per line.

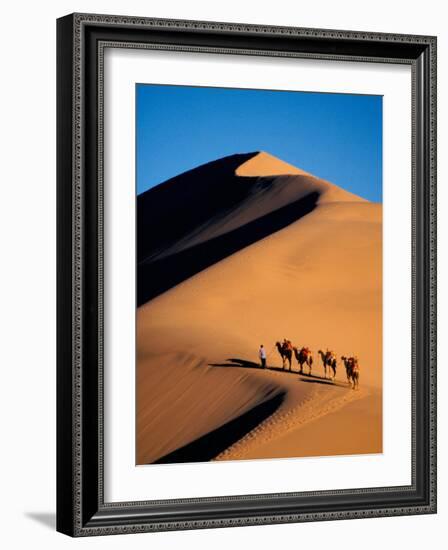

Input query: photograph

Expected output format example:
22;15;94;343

136;84;383;465
54;8;436;538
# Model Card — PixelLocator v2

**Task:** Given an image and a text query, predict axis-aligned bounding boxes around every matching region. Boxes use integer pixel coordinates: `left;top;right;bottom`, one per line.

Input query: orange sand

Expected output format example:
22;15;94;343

136;152;382;465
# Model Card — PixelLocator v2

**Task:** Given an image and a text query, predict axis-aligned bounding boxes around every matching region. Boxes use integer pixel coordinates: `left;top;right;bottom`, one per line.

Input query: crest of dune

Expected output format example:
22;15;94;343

235;151;312;177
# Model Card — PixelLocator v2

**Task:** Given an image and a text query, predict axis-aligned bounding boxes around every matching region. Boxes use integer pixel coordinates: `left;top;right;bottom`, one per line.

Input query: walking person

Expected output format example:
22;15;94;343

259;344;267;368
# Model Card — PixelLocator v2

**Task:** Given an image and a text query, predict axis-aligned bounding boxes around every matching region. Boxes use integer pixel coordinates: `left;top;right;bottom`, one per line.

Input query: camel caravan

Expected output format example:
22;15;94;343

274;340;360;389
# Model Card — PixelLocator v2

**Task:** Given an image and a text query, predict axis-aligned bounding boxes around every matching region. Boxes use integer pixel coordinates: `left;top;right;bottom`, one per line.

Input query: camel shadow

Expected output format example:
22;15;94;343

210;359;349;389
299;376;347;389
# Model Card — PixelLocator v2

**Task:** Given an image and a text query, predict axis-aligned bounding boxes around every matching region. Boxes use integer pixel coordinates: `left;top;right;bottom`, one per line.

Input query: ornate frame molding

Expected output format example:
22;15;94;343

57;13;437;537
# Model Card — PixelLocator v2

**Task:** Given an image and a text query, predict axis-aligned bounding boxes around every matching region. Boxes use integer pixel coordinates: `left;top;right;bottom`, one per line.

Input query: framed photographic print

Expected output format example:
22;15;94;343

56;13;437;537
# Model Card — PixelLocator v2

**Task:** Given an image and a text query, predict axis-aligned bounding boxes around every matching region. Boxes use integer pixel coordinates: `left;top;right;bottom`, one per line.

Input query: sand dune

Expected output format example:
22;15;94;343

136;151;364;305
137;152;382;465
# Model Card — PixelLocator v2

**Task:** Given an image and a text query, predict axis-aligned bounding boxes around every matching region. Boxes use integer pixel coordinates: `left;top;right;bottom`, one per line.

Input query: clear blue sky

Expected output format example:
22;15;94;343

136;84;382;202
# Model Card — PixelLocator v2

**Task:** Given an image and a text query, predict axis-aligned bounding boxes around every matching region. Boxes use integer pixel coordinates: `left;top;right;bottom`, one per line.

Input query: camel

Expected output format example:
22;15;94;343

341;356;353;385
351;364;360;390
293;347;313;375
341;356;360;389
318;349;337;380
276;341;293;371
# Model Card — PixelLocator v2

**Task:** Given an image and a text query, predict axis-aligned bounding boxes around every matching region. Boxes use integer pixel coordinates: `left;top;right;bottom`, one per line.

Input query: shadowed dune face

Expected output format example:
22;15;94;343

136;151;382;465
137;152;256;263
137;151;365;305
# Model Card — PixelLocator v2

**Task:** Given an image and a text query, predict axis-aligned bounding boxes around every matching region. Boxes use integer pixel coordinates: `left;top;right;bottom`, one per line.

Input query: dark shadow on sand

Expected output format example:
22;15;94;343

210;357;301;375
210;358;348;388
299;377;347;388
152;391;285;464
138;181;319;305
210;358;263;370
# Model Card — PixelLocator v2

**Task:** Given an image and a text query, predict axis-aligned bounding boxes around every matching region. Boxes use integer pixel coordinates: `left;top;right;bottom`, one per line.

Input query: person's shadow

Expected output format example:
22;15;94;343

210;357;295;374
210;357;285;372
25;512;56;530
210;358;263;369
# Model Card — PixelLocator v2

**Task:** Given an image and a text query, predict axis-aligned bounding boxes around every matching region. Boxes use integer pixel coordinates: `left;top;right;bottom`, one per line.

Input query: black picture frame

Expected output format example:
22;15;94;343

56;13;437;537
